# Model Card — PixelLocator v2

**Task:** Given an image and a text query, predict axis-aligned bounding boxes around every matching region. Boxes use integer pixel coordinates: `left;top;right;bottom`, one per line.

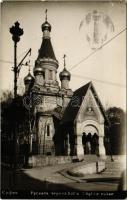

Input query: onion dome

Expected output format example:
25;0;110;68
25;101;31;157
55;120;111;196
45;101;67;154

41;10;51;32
41;21;51;32
59;67;71;81
59;54;71;81
33;65;44;76
24;72;34;85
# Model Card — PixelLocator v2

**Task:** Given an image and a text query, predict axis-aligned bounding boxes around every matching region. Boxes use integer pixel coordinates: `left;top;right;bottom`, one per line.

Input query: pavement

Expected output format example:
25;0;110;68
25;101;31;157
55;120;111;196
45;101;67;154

1;155;126;192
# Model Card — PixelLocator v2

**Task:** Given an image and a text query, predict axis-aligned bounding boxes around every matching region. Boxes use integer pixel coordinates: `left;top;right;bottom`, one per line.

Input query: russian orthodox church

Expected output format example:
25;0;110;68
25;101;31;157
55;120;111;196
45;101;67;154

23;13;108;157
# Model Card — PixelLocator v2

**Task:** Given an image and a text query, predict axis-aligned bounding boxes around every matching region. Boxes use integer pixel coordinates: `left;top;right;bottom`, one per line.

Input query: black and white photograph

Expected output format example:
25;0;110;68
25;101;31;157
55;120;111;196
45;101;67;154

1;0;126;199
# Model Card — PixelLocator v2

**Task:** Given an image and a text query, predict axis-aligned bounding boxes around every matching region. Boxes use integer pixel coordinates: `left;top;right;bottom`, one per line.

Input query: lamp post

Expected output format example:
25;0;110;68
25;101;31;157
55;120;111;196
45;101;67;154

10;21;24;98
9;22;23;170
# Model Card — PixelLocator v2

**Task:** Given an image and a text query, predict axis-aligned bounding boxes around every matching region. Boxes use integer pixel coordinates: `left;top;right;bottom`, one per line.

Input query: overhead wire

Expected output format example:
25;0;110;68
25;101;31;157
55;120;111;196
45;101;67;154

69;27;127;71
0;28;126;88
71;73;126;88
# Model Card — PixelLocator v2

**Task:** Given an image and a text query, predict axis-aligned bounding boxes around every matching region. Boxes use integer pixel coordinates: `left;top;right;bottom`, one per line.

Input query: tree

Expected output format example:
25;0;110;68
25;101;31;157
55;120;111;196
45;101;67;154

1;90;32;166
106;107;126;155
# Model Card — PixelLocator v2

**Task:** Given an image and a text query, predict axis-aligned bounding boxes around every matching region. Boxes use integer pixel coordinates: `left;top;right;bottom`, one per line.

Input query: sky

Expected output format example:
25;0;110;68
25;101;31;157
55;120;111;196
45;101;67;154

1;1;126;111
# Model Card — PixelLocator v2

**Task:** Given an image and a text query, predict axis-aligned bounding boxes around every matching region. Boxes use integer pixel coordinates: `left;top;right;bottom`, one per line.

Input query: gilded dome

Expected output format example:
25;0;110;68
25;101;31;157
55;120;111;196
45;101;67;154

24;72;34;84
59;67;71;81
41;21;51;32
33;66;44;76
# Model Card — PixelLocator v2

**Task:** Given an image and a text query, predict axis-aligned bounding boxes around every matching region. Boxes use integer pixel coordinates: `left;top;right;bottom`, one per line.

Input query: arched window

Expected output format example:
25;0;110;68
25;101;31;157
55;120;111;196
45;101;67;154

47;125;50;136
42;71;45;79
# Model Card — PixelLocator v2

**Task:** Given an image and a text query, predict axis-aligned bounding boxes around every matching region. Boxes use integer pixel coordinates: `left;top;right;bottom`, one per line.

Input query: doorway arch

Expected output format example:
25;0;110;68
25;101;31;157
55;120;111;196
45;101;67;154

82;124;99;155
83;124;98;136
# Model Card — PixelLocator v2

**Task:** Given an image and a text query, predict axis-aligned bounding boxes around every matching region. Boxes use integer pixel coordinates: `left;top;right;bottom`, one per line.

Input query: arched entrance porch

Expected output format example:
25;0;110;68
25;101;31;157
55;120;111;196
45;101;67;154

82;125;99;155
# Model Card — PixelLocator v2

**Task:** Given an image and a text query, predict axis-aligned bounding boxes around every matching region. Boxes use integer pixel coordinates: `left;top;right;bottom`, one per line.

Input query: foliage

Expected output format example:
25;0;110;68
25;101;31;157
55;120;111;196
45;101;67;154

1;90;32;159
106;107;126;155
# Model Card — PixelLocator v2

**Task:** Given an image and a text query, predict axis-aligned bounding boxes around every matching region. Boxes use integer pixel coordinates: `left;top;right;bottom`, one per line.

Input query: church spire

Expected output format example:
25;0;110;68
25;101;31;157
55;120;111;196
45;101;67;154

33;10;59;90
35;9;57;62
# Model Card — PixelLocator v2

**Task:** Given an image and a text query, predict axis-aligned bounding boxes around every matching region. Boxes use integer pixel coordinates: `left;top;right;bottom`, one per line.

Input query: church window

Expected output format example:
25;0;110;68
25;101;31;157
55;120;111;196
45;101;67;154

49;70;53;80
47;125;50;136
42;71;45;79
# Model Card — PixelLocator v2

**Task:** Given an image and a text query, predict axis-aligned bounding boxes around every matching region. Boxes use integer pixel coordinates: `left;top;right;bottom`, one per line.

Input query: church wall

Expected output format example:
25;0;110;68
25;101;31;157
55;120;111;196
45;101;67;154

61;79;69;90
37;115;55;155
34;74;44;86
35;95;62;112
62;96;71;108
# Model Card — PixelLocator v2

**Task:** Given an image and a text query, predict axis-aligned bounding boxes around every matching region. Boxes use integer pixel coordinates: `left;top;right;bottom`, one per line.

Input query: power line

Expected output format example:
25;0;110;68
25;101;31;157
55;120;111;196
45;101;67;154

0;49;31;66
0;59;126;88
0;59;34;67
0;28;126;88
71;73;126;88
69;28;127;71
0;60;13;64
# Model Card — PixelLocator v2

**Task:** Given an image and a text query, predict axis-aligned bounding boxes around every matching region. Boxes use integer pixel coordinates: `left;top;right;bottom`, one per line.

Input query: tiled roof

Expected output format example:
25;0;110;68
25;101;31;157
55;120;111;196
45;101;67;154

38;38;56;60
61;82;109;124
61;82;91;123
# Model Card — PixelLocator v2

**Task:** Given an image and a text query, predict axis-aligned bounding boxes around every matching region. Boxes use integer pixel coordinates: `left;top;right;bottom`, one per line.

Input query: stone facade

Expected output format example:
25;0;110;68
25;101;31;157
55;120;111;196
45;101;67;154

24;17;108;157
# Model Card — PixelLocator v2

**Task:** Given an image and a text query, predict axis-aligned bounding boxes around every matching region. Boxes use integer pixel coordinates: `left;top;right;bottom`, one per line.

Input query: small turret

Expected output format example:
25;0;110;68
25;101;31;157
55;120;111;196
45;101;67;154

59;55;71;90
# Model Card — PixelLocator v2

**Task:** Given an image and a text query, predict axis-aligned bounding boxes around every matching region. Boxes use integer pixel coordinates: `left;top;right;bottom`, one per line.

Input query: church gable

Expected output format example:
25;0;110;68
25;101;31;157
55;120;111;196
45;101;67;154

76;88;104;123
61;82;90;123
62;81;108;124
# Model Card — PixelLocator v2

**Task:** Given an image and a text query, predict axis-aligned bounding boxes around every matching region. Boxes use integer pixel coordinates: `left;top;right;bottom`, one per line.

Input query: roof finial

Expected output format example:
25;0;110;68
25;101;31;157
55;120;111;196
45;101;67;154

28;64;30;73
26;59;31;73
63;54;66;68
45;9;48;21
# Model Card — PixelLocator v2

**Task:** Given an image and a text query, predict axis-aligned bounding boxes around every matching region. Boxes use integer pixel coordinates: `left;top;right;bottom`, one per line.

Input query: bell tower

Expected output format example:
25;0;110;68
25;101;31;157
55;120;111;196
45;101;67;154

33;9;59;93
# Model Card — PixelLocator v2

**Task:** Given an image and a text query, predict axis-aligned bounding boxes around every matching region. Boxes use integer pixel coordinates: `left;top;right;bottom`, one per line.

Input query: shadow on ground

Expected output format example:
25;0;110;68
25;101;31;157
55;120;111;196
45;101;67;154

1;166;126;199
1;166;76;191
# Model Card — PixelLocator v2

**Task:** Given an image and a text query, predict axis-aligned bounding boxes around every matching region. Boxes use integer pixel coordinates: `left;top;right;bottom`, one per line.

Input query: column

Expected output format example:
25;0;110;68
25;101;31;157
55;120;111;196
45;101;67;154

98;136;106;156
67;134;70;155
74;122;84;156
76;135;84;155
98;124;106;157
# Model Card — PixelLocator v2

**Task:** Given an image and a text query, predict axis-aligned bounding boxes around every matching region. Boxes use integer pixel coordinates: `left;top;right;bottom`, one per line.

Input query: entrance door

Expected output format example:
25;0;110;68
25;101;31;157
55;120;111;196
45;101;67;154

82;125;99;155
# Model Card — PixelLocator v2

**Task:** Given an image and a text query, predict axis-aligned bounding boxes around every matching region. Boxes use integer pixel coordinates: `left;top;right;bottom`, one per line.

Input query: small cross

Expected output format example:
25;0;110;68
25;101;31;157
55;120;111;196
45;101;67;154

26;60;31;73
45;9;48;21
63;54;66;67
28;64;31;73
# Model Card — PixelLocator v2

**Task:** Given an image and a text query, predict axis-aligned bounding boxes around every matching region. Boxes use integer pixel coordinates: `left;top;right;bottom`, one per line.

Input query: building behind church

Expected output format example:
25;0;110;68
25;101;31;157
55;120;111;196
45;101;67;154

23;14;108;157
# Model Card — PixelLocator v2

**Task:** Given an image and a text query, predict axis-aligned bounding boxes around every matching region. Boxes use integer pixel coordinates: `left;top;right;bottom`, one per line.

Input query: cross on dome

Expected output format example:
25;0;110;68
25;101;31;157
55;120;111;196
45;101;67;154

63;54;66;68
59;54;71;81
28;64;31;73
45;9;48;21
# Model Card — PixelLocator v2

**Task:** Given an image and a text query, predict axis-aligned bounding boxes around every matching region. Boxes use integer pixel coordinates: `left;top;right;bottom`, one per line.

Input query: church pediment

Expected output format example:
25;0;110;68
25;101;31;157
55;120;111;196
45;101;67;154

76;87;104;123
62;82;108;124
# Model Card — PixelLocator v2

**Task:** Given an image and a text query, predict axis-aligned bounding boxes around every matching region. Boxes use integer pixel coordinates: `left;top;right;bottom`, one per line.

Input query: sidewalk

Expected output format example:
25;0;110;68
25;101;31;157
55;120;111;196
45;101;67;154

1;157;125;191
